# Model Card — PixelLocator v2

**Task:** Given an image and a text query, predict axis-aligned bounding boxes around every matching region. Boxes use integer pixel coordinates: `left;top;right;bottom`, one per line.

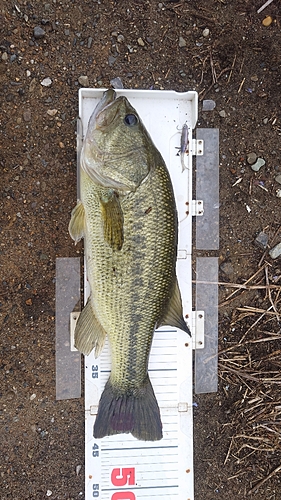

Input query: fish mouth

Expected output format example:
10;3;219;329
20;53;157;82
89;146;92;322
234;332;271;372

95;89;125;129
88;89;117;130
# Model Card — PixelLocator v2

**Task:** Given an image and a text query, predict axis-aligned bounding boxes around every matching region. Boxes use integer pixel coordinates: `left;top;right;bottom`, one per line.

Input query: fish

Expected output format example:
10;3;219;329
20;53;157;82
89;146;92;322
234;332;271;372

69;89;191;441
180;123;189;172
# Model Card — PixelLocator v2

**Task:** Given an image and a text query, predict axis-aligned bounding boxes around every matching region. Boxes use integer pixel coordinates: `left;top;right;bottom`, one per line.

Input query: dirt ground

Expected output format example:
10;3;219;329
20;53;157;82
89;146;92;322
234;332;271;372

1;0;281;498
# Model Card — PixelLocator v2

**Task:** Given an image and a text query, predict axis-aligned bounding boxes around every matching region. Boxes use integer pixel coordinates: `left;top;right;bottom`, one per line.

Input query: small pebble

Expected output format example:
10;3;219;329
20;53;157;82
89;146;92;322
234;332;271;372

202;28;210;37
269;242;281;260
179;36;186;48
26;298;32;306
137;37;145;46
202;99;216;111
2;52;8;61
110;77;124;89
87;37;93;48
59;142;65;148
41;77;52;87
263;117;268;124
247;152;257;165
47;109;58;116
46;491;52;497
276;189;281;198
275;174;281;184
30;393;36;400
78;75;89;87
251;158;265;172
26;70;31;77
255;231;268;250
23;109;31;122
117;34;124;43
220;261;234;276
219;110;226;118
34;26;46;39
262;15;272;27
251;75;258;82
76;465;82;476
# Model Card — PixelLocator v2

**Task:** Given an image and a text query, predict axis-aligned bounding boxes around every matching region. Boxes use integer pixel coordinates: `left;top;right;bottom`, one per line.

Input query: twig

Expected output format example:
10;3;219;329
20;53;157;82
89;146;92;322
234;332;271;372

200;66;232;100
227;53;236;84
238;77;245;93
224;436;234;465
209;49;217;84
265;265;280;323
257;0;274;14
248;463;281;495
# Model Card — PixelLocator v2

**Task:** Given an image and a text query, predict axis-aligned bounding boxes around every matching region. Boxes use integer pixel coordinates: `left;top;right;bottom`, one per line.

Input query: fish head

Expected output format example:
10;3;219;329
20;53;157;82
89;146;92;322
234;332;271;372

81;89;154;192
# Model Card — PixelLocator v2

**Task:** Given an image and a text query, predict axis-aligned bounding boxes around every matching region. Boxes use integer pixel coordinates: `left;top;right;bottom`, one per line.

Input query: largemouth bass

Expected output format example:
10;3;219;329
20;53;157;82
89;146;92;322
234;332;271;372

69;89;191;441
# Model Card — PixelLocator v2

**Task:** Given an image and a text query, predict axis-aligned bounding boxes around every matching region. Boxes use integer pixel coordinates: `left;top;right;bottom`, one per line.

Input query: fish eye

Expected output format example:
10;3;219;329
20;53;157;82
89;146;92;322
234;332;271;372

124;114;138;126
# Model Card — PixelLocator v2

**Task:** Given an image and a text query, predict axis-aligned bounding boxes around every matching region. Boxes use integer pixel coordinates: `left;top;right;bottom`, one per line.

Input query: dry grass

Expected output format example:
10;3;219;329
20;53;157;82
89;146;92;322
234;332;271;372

217;262;281;493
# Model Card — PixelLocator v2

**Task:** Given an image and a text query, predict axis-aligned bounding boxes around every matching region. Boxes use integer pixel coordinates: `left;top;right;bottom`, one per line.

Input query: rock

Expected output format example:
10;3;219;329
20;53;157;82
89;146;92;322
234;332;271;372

29;78;37;92
263;117;268;124
110;77;124;89
47;109;57;117
108;55;116;66
78;75;89;86
137;37;145;46
275;174;281;184
202;99;216;111
255;231;268;250
23;109;31;122
247;152;257;165
262;15;272;27
41;77;52;87
219;110;226;118
87;37;93;48
220;261;234;276
179;36;186;48
117;34;124;43
2;52;8;61
26;69;31;77
251;158;265;172
269;242;281;259
202;28;210;37
34;26;46;39
276;189;281;198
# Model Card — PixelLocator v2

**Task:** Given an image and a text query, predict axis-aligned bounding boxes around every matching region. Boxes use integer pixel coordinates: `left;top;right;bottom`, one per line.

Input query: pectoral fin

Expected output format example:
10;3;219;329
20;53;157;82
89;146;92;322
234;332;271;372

159;278;191;336
74;298;107;356
100;190;124;251
68;200;85;243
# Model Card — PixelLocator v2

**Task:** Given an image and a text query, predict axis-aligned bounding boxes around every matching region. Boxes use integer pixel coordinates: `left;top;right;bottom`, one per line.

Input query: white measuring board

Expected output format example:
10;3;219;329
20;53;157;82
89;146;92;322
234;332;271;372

79;88;198;500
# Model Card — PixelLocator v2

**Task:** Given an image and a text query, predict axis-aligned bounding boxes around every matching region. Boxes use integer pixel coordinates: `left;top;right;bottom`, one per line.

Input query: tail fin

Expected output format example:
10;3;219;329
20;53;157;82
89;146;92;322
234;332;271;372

93;376;162;441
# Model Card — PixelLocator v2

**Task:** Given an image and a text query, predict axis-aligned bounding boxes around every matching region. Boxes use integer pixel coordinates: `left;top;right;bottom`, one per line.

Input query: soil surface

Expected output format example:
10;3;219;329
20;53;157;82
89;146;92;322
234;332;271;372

1;0;281;499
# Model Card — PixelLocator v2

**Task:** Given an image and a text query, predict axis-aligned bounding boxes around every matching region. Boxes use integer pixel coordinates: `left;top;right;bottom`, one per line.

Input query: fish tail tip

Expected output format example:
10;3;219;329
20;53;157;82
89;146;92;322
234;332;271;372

93;378;162;441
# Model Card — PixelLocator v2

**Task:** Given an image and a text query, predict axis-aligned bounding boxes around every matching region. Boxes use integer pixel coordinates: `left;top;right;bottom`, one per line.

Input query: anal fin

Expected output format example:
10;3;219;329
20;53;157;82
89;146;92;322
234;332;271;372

74;298;107;356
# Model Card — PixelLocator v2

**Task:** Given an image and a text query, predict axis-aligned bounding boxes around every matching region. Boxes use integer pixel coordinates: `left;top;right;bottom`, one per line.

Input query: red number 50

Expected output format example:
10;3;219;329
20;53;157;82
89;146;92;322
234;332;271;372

111;468;135;487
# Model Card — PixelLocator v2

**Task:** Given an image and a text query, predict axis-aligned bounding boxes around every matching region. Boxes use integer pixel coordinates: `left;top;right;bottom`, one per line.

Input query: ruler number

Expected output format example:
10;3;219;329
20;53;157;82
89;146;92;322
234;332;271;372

92;365;98;379
92;484;99;497
111;468;135;486
111;468;136;499
92;443;99;458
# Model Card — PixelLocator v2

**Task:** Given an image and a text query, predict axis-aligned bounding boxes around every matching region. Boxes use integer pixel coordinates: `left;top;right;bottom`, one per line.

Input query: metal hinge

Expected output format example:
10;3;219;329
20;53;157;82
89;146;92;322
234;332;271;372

192;200;204;216
192;310;205;349
192;138;204;156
